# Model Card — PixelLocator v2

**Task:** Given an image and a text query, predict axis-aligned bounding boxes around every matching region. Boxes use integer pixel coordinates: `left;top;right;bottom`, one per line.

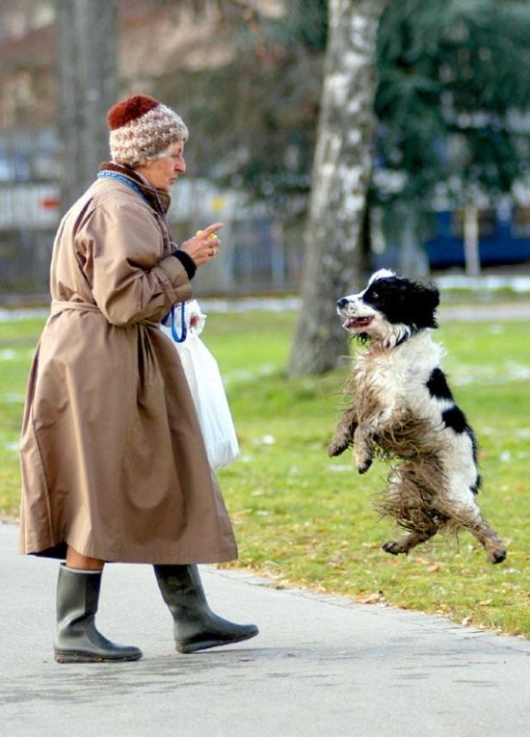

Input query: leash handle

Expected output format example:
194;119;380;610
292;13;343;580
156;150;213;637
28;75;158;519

170;303;187;343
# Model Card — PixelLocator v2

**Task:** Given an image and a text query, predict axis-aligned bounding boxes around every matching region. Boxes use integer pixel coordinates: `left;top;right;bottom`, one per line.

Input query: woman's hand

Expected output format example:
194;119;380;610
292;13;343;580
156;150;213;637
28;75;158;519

180;222;223;267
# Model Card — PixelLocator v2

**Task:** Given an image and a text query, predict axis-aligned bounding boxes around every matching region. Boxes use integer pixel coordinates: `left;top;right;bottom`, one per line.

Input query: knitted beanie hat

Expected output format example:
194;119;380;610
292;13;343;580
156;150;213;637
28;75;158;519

107;94;188;167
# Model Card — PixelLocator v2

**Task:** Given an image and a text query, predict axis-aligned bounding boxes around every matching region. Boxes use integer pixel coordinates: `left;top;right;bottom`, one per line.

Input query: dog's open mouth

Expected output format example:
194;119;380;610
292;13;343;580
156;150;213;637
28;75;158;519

343;316;373;330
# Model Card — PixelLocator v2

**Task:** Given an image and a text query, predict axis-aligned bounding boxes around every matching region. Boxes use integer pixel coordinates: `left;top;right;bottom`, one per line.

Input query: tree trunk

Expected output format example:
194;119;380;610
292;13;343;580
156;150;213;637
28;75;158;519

56;0;118;213
463;205;481;277
287;0;387;377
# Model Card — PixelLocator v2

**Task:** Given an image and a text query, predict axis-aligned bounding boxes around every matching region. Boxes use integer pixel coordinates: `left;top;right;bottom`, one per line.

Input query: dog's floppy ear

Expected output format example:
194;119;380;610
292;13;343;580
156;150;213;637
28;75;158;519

414;281;439;329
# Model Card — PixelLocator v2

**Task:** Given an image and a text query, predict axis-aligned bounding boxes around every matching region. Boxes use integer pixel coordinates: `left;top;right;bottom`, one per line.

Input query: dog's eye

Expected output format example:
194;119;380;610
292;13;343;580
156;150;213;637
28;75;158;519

371;290;379;299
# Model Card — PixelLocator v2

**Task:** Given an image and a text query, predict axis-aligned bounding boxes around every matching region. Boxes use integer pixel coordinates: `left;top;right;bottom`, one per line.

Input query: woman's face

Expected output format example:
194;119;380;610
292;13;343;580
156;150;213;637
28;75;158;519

136;141;186;191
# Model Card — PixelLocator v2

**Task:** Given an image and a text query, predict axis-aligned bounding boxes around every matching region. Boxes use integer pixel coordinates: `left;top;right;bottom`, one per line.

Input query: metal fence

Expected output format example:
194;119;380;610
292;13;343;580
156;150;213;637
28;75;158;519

0;179;305;302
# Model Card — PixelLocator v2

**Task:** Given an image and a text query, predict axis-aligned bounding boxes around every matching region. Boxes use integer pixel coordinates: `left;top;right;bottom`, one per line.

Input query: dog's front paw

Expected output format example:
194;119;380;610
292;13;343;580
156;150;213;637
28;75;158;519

355;448;373;475
328;438;349;457
353;425;373;474
357;458;372;475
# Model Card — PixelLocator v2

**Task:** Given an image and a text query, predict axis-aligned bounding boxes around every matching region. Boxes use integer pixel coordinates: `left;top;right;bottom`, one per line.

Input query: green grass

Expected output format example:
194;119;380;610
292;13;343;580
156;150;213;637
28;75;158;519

0;317;44;517
1;307;529;637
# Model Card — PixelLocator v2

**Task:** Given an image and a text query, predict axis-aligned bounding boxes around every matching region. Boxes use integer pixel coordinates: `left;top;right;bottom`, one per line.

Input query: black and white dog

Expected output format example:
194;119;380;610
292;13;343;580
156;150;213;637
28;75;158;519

328;269;506;564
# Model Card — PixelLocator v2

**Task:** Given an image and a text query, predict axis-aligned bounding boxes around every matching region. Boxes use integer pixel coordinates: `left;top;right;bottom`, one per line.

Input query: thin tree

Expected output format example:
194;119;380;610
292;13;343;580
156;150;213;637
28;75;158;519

56;0;118;211
287;0;387;377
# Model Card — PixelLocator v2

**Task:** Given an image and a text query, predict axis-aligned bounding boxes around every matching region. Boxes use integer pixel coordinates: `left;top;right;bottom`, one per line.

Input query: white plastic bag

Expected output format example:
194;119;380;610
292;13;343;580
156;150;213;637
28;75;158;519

161;301;239;470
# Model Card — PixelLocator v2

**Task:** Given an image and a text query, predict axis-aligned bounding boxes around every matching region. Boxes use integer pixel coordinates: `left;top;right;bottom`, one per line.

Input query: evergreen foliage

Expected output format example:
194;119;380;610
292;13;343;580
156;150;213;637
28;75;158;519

375;0;530;205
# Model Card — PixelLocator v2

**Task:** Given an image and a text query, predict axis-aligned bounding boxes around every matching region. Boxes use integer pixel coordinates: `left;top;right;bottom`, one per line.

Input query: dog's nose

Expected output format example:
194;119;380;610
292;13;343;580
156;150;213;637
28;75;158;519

337;298;348;309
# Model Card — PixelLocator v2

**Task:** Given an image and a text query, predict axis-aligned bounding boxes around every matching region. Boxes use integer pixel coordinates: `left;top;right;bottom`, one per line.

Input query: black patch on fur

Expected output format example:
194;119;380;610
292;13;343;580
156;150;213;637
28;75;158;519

467;426;479;465
426;368;454;401
471;473;482;495
364;275;439;330
441;406;468;433
441;408;481;496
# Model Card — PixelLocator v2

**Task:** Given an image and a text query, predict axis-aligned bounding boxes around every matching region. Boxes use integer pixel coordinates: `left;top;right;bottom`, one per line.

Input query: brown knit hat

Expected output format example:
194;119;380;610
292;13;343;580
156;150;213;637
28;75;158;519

107;94;188;167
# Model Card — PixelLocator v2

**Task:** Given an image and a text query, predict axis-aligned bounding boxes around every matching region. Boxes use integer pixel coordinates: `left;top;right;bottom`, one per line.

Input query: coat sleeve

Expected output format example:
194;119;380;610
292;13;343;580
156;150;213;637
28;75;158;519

79;196;193;326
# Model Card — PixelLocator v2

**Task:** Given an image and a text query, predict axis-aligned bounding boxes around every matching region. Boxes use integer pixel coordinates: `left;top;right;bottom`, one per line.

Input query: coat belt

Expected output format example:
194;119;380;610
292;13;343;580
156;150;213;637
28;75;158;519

50;300;158;327
51;299;101;315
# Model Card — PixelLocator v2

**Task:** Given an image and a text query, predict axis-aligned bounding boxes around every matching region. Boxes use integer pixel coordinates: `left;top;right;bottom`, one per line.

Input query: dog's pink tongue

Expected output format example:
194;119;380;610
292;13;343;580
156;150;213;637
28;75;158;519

344;316;372;330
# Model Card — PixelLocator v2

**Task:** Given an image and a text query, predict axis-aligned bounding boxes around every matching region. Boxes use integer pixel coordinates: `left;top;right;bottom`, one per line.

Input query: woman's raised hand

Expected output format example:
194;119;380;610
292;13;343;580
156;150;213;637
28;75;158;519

180;222;223;266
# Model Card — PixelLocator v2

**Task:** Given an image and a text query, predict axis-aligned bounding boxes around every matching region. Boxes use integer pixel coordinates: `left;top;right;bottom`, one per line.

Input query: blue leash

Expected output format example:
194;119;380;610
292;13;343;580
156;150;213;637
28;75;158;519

97;170;187;343
164;303;187;343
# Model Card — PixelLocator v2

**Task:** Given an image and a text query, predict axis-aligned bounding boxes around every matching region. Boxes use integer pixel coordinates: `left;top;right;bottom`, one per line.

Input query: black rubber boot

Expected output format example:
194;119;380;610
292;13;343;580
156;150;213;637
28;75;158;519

54;565;143;663
153;564;259;654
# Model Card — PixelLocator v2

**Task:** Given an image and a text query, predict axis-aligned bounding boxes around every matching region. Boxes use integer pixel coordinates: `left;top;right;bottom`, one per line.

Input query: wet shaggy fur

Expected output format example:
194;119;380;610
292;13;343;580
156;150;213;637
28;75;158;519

328;269;506;564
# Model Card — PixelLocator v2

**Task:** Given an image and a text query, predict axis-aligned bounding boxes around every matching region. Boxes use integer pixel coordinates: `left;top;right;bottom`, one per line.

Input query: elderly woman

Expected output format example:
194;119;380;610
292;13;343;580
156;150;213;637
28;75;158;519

19;94;258;663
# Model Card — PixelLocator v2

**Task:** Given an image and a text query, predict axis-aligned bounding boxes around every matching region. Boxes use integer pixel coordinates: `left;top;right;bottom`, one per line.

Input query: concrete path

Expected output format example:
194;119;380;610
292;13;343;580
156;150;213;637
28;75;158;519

1;523;529;737
440;301;530;321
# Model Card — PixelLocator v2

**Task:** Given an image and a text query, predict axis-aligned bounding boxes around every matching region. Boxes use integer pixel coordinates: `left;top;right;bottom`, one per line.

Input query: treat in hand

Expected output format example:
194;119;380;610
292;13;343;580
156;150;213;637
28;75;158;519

196;229;219;242
196;228;221;252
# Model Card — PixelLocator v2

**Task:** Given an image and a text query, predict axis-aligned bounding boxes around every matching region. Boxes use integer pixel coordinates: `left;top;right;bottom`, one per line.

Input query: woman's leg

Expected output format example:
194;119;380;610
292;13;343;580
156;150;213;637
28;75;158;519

153;564;258;653
66;545;105;570
55;547;141;663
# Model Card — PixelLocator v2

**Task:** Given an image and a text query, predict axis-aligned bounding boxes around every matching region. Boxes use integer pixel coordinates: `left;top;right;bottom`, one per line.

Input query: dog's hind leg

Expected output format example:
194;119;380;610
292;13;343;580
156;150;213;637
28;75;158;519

459;510;507;564
442;479;507;564
382;522;439;557
378;463;441;556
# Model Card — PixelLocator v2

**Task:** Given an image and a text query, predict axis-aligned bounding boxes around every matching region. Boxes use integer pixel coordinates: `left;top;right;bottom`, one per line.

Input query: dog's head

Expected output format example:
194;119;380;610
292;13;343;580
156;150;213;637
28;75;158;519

336;269;440;348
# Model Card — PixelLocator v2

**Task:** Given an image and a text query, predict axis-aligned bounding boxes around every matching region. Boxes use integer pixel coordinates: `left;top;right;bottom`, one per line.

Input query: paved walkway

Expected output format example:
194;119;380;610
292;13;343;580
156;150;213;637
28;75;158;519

440;300;530;321
1;524;529;737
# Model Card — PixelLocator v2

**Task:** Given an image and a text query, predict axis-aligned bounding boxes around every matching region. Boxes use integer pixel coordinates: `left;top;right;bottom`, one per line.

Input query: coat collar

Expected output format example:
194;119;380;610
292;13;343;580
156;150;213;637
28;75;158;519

98;161;171;215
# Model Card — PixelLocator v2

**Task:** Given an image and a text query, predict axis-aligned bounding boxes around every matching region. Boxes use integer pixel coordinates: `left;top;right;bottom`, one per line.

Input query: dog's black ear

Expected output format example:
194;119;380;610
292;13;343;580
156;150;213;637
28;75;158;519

415;282;439;329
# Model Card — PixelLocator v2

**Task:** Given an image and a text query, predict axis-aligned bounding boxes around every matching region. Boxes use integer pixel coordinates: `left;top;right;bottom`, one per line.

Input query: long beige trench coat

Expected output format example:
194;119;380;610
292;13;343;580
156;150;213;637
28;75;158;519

19;174;237;564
